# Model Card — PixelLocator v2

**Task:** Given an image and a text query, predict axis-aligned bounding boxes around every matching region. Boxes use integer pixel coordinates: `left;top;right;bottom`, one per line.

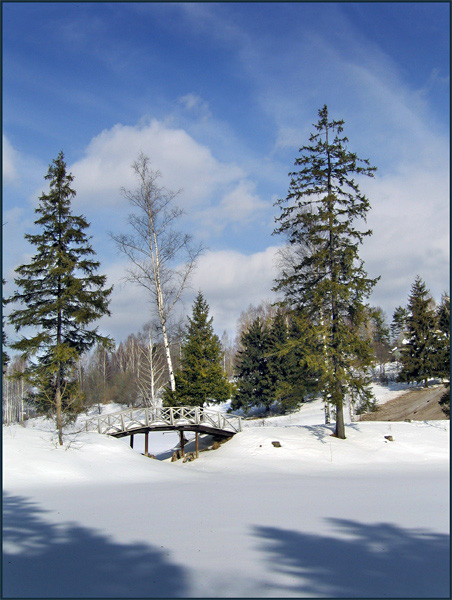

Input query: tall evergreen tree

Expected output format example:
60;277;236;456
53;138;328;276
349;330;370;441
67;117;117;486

164;291;231;407
434;293;450;381
7;152;113;444
398;276;437;388
232;317;274;413
274;105;378;438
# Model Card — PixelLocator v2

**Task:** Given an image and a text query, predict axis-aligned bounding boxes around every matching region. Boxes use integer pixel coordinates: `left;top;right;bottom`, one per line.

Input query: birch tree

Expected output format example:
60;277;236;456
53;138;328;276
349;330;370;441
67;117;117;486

111;154;203;392
136;323;168;407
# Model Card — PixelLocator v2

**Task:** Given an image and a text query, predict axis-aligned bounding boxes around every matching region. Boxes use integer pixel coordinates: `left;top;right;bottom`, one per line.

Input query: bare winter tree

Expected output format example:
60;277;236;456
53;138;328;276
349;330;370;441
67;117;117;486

220;330;236;378
2;357;31;424
235;301;279;350
137;323;168;407
111;154;203;392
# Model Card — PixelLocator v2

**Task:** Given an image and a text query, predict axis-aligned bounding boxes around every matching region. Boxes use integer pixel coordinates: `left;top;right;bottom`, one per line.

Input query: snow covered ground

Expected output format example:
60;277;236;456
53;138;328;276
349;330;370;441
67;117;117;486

3;383;450;598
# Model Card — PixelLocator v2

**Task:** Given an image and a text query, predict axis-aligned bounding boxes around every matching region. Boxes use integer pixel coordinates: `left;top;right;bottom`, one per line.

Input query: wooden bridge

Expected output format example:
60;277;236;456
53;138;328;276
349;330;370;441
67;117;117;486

85;406;242;457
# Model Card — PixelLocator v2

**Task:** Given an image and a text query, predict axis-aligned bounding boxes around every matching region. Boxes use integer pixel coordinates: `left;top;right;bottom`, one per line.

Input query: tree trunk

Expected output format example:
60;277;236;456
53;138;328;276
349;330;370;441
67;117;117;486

349;395;355;422
153;230;176;393
161;320;176;392
324;401;331;424
326;125;345;440
148;333;155;404
334;386;346;439
55;381;63;446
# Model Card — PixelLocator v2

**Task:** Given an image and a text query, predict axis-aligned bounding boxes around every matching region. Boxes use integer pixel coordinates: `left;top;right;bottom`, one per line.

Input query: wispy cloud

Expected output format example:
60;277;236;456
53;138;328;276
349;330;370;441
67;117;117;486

2;135;19;182
68;118;274;240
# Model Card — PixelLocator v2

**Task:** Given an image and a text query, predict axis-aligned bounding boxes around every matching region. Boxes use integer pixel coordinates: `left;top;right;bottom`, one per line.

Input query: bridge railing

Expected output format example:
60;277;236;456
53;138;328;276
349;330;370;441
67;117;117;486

85;405;242;436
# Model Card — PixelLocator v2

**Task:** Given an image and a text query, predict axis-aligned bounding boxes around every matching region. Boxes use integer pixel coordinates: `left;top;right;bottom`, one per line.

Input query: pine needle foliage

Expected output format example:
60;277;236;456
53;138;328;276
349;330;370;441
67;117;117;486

164;291;231;407
434;293;450;382
232;317;274;413
272;308;325;412
273;105;379;438
398;277;439;388
7;152;113;443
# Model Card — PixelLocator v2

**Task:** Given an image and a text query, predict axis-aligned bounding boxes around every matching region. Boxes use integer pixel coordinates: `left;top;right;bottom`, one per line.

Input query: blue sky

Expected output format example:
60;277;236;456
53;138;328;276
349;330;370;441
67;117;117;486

3;2;450;343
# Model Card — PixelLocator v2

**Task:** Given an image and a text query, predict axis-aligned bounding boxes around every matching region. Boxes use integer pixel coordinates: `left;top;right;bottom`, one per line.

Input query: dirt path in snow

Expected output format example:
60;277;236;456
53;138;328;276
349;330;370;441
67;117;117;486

360;384;448;422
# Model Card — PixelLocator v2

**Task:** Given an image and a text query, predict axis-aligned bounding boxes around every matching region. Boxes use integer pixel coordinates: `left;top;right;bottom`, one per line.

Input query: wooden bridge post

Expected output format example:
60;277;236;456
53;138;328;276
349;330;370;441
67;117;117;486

195;431;199;458
179;431;185;457
144;432;149;456
130;434;134;449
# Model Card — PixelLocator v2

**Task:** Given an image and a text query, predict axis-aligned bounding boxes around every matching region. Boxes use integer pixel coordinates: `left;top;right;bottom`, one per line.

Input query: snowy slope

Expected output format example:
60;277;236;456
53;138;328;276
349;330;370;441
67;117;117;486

3;390;449;599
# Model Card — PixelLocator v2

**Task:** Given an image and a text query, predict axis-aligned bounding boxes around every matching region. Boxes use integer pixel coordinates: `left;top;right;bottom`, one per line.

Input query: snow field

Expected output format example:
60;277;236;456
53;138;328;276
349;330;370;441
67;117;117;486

3;382;450;597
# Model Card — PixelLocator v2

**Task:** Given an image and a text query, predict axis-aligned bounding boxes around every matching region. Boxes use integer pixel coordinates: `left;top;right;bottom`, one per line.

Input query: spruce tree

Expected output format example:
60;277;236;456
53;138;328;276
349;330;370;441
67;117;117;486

274;105;378;438
434;293;450;381
164;291;231;407
232;317;274;413
398;276;437;388
435;294;450;417
275;309;325;412
7;152;113;444
267;309;288;407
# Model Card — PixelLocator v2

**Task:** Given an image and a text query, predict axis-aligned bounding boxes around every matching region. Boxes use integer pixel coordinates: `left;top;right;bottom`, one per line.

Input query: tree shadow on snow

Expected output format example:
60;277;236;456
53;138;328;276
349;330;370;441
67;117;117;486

302;424;335;444
3;492;189;598
254;519;450;598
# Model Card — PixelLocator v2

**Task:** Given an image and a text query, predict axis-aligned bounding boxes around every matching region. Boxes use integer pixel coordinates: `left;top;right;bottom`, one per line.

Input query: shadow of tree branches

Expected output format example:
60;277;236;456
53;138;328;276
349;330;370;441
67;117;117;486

3;492;189;598
254;518;450;597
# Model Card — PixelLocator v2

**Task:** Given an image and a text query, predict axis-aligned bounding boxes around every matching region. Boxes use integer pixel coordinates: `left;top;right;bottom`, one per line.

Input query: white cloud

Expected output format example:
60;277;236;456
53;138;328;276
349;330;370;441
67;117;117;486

360;163;449;316
179;93;212;120
2;136;48;202
198;179;270;235
2;135;19;182
95;260;153;343
68;119;273;239
95;246;282;343
189;246;281;338
69;119;244;210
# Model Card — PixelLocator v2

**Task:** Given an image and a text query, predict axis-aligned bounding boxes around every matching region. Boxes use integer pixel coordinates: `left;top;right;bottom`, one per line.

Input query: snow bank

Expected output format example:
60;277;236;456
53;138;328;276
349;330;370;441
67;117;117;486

3;421;195;492
3;395;449;598
176;420;449;475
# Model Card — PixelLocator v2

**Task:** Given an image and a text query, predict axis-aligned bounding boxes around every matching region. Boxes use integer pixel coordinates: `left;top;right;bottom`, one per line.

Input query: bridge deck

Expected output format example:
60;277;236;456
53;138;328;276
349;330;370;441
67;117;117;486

85;406;242;439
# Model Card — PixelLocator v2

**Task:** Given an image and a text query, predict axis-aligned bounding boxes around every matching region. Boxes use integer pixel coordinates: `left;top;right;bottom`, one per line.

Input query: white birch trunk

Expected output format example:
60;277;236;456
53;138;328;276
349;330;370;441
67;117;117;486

324;400;331;424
